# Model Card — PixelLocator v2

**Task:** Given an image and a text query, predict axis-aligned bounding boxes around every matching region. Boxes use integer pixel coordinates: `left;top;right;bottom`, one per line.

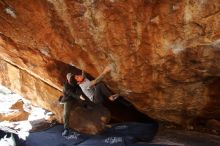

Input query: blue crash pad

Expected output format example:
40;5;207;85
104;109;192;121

77;122;163;146
76;136;172;146
77;135;126;146
25;125;89;146
102;122;158;141
1;122;171;146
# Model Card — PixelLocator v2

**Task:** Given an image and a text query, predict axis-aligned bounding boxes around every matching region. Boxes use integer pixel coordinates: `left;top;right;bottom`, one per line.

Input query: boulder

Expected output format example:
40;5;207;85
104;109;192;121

0;0;219;130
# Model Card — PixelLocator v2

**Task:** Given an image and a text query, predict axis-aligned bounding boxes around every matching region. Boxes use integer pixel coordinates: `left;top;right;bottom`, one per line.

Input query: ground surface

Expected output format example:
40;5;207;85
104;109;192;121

152;128;220;146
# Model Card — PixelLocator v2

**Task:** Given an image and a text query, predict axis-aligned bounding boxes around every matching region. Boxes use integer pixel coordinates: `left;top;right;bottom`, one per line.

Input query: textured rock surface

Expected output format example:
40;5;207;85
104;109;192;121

0;0;220;128
0;99;29;122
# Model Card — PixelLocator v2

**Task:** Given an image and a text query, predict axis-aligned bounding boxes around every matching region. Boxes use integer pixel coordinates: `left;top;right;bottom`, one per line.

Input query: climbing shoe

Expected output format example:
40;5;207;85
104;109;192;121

62;128;69;136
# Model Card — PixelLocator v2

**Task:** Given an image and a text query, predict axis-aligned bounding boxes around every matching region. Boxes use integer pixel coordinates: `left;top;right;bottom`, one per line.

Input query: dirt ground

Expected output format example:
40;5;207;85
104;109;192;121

151;127;220;146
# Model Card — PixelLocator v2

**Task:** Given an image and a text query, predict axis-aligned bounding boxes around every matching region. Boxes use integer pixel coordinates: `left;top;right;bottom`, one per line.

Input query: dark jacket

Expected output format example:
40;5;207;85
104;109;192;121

61;82;88;102
62;83;80;102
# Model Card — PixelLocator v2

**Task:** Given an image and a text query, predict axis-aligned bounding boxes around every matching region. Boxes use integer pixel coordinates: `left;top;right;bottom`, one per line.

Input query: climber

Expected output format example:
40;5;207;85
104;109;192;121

68;65;119;104
59;73;83;136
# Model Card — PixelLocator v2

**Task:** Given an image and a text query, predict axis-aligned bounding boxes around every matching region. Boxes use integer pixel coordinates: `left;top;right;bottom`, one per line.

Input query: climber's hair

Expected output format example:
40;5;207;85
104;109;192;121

66;73;77;85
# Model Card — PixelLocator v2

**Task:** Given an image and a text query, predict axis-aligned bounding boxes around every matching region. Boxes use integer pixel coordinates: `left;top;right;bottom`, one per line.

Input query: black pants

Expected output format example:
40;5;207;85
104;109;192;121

93;82;112;104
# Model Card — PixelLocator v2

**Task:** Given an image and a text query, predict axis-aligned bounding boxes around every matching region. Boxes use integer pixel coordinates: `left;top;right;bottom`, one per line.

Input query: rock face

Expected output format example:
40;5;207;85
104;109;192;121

0;0;220;128
0;99;29;122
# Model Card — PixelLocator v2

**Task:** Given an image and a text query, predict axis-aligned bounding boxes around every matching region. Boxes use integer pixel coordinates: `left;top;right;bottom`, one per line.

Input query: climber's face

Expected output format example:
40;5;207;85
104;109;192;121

74;75;84;84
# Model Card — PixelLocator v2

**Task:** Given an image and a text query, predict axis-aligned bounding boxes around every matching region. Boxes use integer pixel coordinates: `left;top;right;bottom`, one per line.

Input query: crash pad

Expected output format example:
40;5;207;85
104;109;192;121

1;122;167;146
102;122;158;141
25;125;89;146
76;136;172;146
77;135;126;146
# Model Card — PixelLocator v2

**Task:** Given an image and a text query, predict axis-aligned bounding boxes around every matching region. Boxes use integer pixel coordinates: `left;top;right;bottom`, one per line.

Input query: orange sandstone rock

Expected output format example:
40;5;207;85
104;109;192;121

0;0;219;131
